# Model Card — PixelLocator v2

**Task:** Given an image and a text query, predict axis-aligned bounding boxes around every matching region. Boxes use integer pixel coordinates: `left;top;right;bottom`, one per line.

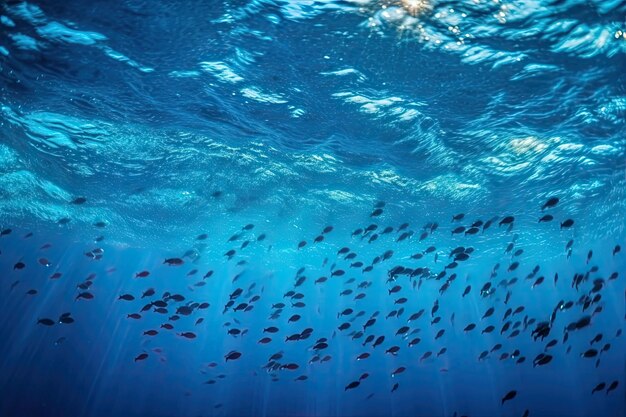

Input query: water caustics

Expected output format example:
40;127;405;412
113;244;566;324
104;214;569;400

0;0;625;416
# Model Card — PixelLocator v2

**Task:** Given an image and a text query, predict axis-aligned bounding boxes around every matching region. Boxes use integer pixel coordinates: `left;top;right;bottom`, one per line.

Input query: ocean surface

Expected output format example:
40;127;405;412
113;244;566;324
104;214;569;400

0;0;625;416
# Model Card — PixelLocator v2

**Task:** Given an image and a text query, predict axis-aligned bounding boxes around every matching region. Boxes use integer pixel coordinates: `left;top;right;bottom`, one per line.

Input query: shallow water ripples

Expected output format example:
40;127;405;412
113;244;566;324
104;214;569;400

0;0;624;245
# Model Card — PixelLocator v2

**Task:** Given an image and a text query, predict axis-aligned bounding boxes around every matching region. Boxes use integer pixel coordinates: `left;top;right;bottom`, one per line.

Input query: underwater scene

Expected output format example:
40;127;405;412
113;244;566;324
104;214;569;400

0;0;625;416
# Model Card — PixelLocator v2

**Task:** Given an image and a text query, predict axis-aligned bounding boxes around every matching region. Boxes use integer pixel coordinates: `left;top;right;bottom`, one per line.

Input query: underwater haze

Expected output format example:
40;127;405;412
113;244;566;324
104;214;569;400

0;0;625;416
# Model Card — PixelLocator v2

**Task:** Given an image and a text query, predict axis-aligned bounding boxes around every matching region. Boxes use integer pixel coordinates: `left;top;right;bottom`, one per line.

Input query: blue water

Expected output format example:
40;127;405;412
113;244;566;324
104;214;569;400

0;1;625;416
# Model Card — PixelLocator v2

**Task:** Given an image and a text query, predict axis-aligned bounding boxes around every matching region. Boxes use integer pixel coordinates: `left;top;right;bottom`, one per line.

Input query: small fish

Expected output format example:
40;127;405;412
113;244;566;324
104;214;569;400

452;213;464;222
482;326;495;334
591;383;606;394
345;381;360;391
462;286;471;297
386;346;401;355
501;390;517;404
58;315;74;324
541;197;559;210
75;292;94;301
613;245;621;256
37;318;55;326
464;323;476;332
373;336;385;348
606;380;619;395
391;367;406;377
499;216;514;226
163;258;184;266
533;353;553;367
581;349;598;358
388;285;401;295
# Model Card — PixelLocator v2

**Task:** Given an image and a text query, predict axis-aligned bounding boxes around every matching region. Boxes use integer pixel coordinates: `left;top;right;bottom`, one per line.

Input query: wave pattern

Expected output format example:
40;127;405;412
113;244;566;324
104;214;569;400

0;0;624;245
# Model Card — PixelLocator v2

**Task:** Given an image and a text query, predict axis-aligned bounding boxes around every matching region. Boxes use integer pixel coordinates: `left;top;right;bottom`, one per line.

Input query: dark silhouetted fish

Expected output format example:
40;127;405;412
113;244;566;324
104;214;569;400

542;197;559;210
501;390;517;404
225;351;241;361
591;382;606;394
164;258;184;266
345;381;360;391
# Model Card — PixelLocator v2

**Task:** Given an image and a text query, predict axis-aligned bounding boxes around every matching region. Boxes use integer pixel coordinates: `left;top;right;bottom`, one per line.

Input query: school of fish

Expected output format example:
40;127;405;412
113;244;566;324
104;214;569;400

1;194;624;416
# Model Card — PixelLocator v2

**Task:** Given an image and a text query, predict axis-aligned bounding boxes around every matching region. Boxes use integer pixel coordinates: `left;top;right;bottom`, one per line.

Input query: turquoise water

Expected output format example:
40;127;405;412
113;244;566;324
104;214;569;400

0;1;625;416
